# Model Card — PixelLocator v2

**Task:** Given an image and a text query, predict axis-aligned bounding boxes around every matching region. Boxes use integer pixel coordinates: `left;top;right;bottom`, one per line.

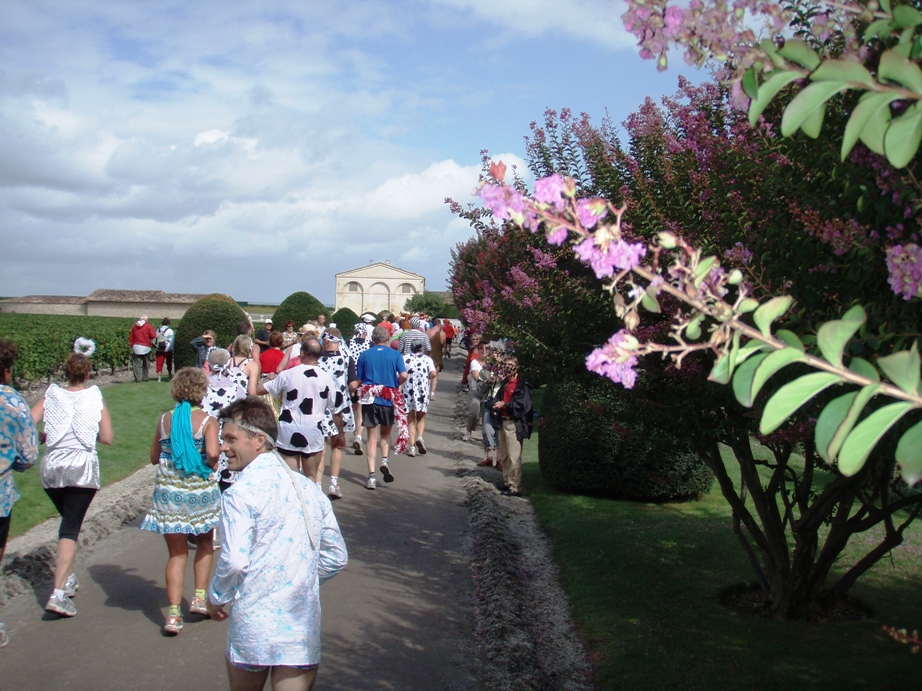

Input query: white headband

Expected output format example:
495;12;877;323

223;419;277;448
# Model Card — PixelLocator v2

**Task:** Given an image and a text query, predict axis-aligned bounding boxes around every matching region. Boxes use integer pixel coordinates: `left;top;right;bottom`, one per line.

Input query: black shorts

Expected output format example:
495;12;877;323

362;403;395;429
45;487;97;541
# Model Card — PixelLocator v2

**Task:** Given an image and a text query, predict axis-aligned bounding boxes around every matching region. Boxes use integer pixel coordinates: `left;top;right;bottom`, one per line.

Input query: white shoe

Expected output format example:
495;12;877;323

407;445;417;457
328;483;343;499
365;476;377;490
461;431;471;442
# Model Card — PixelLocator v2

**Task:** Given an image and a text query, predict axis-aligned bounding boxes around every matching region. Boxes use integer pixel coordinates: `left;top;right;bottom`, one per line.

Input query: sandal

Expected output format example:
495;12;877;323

163;613;184;635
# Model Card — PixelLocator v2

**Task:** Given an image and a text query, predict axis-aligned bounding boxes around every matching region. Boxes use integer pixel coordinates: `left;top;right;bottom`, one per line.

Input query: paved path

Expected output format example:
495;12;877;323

0;358;476;690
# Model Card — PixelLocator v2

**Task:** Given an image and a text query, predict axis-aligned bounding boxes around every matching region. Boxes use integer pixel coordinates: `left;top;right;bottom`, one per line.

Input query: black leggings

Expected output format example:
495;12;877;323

45;487;97;541
0;513;10;550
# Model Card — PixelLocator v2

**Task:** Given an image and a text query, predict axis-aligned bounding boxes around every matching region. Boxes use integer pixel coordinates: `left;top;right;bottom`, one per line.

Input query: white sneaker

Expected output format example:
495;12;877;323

64;573;79;598
328;483;343;499
365;476;377;490
461;431;471;442
407;445;417;457
353;438;364;455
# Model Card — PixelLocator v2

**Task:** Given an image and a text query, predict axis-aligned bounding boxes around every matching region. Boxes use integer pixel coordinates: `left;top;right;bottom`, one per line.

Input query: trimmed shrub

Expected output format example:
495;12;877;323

538;375;712;500
272;291;329;330
331;307;359;337
174;294;248;369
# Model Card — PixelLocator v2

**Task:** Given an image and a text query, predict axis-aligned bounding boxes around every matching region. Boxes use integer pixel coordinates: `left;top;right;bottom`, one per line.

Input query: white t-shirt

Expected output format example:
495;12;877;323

468;358;483;392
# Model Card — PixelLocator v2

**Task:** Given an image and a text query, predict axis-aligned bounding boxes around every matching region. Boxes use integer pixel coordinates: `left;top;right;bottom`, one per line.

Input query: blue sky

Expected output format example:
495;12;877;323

0;0;696;305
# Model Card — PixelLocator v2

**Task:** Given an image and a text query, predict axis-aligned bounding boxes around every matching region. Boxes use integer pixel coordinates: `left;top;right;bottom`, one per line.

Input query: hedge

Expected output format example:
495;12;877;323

272;291;329;330
331;307;359;337
0;313;149;381
173;294;248;369
538;375;713;500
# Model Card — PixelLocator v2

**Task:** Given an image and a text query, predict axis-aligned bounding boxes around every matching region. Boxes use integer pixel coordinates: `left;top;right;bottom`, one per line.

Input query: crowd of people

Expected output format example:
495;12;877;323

0;307;475;686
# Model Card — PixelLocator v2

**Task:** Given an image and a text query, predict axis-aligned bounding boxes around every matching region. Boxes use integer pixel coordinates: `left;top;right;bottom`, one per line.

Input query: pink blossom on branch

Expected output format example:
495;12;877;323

585;329;640;388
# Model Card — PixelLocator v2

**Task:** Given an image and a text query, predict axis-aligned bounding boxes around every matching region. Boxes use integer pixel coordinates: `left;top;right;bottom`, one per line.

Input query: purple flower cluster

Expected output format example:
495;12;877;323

886;244;922;301
586;329;639;388
533;173;566;210
477;183;526;223
577;198;608;229
574;237;647;279
723;241;753;266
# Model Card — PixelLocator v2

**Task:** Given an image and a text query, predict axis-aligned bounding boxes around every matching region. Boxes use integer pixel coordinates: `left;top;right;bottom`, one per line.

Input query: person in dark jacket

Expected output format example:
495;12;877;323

488;357;533;497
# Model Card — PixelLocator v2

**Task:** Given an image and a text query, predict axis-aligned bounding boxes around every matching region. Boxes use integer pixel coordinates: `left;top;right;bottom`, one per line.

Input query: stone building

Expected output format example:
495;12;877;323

334;261;425;316
0;289;208;319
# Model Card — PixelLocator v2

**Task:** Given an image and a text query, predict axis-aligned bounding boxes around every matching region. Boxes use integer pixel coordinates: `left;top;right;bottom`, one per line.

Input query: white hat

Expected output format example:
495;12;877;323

361;313;376;323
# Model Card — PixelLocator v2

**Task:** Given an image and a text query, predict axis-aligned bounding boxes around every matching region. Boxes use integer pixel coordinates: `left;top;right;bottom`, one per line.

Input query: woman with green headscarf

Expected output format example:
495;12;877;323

141;367;220;635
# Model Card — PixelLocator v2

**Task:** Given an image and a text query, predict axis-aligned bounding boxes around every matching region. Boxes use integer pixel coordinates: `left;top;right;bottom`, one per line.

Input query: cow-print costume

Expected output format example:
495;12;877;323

203;365;250;484
263;364;339;455
317;350;356;435
401;352;436;413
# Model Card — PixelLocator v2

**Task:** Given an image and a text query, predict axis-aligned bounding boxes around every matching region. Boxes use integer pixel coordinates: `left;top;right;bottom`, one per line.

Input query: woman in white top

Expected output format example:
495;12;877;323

31;353;114;617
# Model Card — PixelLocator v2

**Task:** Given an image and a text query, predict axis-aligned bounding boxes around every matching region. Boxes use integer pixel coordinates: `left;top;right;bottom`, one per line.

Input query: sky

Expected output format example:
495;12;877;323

0;0;698;306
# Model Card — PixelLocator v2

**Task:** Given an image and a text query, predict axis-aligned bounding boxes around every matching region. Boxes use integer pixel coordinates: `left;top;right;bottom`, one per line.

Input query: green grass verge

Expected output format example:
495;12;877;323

523;435;922;689
10;380;174;538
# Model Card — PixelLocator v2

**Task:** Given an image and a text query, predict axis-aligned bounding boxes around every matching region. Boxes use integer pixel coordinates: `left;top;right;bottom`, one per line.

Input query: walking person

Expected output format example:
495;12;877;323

401;342;436;457
140;368;221;635
355;326;408;489
31;352;114;617
155;318;175;382
190;330;218;371
129;315;157;382
345;321;372;456
316;329;357;499
203;349;250;491
256;337;345;479
207;398;347;691
0;340;39;647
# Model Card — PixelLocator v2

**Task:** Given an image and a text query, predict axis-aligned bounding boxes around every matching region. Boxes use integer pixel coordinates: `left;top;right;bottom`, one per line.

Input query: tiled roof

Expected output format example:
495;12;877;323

86;289;206;304
0;295;86;304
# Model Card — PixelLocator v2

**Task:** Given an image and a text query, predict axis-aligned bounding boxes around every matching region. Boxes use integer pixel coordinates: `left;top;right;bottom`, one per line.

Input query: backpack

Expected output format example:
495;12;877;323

155;328;169;353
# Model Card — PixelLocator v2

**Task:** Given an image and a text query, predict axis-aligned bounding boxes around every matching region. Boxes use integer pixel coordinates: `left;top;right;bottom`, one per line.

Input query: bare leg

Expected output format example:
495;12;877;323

226;659;269;691
329;443;343;479
314;443;330;484
301;452;322;480
379;424;391;461
164;534;190;606
272;666;318;691
416;412;427;442
407;412;418;448
365;425;379;473
193;531;214;591
52;538;77;590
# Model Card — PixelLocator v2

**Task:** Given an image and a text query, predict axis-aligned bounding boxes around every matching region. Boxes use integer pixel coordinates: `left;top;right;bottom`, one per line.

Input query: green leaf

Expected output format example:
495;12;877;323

760;39;786;68
748;70;802;125
859;100;892;155
877;342;921;394
738;298;759;314
864;18;892;41
815;391;857;463
826;384;882;463
879;50;922;94
781;81;850;137
735;339;769;367
641;292;661;314
685;313;704;340
896;419;922;484
760;372;841;435
775;329;804;351
817;305;866;367
884;103;922;168
733;352;769;407
800;102;825;138
742;68;759;99
750;347;808;403
849;357;880;382
694;255;719;288
842;92;899;161
778;39;821;70
838;402;917;476
892;5;922;29
753;295;794;337
810;60;875;87
709;353;731;384
880;0;891;13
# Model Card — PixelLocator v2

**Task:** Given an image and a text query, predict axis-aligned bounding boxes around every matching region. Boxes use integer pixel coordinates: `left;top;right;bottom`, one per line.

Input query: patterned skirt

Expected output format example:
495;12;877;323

140;459;220;535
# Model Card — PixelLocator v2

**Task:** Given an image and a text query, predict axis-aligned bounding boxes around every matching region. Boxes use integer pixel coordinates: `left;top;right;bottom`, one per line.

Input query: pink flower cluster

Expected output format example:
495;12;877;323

886;244;922;301
585;329;639;388
574;237;647;279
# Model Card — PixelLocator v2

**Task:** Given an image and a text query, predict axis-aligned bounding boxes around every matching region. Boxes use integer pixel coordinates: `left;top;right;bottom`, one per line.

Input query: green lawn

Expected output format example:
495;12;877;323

10;380;174;537
523;437;922;689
